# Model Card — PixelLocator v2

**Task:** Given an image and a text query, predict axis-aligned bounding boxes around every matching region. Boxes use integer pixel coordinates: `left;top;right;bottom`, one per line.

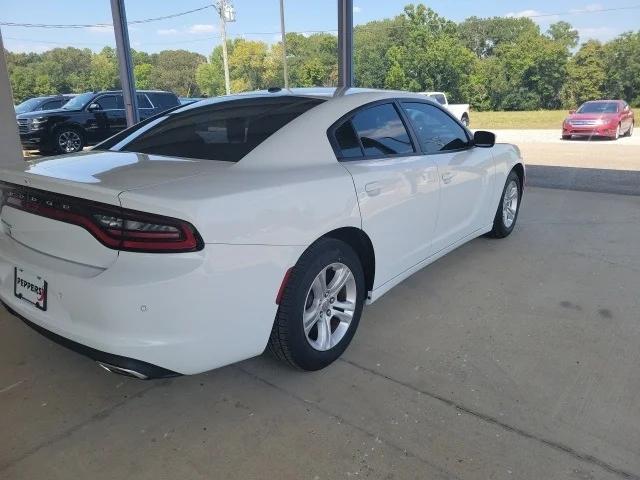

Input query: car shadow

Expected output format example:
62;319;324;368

525;164;640;196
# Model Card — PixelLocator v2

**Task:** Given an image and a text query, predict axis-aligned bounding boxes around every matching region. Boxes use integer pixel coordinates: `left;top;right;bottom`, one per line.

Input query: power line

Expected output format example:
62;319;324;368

509;4;640;19
0;4;214;29
4;4;639;48
2;3;639;32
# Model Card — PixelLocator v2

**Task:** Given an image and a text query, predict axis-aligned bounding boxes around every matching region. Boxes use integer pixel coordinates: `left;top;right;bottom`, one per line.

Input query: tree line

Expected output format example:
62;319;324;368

5;4;640;110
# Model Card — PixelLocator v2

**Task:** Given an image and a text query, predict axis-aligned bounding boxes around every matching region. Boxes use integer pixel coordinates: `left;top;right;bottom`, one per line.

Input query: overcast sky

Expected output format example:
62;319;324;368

1;0;638;55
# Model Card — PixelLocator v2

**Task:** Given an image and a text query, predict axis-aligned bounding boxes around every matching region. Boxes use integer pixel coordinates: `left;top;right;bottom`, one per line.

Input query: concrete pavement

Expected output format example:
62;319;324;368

1;187;639;480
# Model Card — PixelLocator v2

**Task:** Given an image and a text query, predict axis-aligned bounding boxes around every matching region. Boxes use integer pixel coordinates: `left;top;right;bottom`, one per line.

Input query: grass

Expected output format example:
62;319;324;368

471;110;567;129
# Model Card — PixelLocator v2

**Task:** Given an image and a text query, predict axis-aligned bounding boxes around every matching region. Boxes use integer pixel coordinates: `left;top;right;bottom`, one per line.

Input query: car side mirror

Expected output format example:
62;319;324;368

473;130;495;148
569;109;576;114
87;103;101;112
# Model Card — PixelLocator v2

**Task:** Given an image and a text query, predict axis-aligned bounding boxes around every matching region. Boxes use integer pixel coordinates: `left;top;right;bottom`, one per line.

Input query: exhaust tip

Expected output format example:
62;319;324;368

97;362;149;380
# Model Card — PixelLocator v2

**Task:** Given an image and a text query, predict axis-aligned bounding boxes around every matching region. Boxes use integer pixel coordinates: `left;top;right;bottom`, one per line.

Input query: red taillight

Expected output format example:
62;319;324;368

1;182;203;253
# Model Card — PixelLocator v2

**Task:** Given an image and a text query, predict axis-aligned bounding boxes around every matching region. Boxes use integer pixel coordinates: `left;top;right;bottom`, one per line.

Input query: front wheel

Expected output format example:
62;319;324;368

488;170;522;238
613;124;621;140
626;122;634;137
461;114;470;127
55;128;84;154
268;238;365;371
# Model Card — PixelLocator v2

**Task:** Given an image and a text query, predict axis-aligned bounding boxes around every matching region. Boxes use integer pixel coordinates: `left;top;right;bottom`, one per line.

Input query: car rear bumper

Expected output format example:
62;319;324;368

0;231;304;375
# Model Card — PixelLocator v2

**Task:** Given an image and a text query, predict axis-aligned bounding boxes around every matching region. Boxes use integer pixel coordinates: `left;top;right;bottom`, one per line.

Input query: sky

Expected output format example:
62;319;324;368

1;0;638;56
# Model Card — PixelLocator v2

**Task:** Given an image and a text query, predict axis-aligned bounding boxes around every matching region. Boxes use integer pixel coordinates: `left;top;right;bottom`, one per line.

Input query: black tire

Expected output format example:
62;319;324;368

626;122;634;137
461;114;470;127
562;135;571;140
268;238;366;371
54;127;84;154
488;169;522;239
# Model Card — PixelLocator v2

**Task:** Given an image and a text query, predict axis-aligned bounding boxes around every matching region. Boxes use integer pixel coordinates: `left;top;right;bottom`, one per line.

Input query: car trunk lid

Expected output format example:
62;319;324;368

0;150;228;267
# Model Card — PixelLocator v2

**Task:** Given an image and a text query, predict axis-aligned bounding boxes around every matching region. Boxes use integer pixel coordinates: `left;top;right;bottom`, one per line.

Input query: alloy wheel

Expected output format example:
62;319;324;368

58;131;82;153
502;180;519;228
303;262;357;351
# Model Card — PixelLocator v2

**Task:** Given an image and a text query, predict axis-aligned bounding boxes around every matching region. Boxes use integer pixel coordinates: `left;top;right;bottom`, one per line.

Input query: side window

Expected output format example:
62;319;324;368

137;94;153;109
402;102;470;154
95;95;119;110
42;100;62;110
350;103;414;157
334;121;363;158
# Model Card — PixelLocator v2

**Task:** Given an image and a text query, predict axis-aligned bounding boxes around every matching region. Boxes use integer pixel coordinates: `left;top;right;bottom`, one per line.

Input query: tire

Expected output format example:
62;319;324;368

37;147;55;156
488;170;522;239
626;122;634;137
562;135;571;140
461;114;470;127
612;123;621;140
54;127;84;154
268;238;366;371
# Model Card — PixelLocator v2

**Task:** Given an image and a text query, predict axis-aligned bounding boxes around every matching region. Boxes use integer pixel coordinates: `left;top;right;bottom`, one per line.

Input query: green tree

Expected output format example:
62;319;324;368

151;50;206;96
547;21;579;50
134;63;154;90
90;47;118;91
561;40;606;107
603;32;640;105
228;40;267;91
458;16;540;57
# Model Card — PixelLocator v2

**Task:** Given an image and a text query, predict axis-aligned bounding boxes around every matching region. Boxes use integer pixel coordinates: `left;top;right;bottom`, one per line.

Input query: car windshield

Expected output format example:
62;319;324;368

14;98;42;114
61;92;95;110
112;96;325;162
577;102;619;114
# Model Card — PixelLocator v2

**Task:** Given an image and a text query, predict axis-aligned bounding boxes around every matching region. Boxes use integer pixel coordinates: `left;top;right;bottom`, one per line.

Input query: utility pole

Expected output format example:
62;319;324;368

279;0;289;89
215;0;235;95
337;0;354;89
110;0;139;126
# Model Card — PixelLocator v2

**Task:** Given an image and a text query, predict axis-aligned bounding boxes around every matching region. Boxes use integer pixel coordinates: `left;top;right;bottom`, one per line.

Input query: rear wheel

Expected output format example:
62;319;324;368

55;127;84;154
268;238;365;371
562;134;571;140
488;170;522;239
461;114;470;127
626;122;634;137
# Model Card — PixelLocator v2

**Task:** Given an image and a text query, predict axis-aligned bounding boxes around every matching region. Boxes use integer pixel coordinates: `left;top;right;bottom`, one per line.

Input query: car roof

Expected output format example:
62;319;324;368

175;87;427;113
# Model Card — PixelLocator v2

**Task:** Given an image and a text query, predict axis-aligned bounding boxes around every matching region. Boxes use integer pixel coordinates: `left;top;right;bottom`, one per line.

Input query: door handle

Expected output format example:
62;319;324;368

364;182;382;196
441;172;455;184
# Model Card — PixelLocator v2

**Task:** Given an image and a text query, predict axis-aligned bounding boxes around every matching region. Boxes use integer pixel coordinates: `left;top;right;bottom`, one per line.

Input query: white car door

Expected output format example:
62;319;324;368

332;101;440;289
400;101;495;253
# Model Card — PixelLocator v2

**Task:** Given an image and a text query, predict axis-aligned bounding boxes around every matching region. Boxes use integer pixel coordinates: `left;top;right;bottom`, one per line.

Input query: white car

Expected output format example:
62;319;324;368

421;91;470;127
0;88;524;378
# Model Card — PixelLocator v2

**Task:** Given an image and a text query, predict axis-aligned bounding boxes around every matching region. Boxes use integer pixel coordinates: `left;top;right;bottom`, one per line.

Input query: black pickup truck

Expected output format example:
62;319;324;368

16;90;180;154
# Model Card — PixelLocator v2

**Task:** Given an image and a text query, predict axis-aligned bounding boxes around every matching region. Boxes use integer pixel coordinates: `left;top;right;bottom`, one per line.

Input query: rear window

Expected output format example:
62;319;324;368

146;92;180;109
137;93;153;109
350;103;414;157
117;96;324;162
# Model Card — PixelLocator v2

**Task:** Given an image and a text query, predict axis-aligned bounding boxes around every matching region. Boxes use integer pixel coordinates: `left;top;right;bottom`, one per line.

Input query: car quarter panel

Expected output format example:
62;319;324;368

118;162;361;247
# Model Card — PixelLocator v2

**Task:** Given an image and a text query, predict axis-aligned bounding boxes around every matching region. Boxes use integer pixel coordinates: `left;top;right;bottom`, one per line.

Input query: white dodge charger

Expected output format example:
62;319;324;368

0;88;524;378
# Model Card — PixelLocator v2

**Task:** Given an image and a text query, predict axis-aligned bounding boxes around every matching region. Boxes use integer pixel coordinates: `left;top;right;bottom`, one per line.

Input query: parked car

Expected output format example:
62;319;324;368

421;91;470;126
562;100;634;140
16;90;180;154
179;96;207;105
0;88;524;378
15;94;76;115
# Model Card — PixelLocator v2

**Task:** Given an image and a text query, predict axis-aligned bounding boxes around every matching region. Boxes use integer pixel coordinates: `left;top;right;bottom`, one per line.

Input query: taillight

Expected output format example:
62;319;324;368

0;182;203;253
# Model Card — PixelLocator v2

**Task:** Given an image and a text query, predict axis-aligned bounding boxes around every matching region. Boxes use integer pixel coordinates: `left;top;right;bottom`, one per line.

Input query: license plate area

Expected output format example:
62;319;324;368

14;267;47;311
